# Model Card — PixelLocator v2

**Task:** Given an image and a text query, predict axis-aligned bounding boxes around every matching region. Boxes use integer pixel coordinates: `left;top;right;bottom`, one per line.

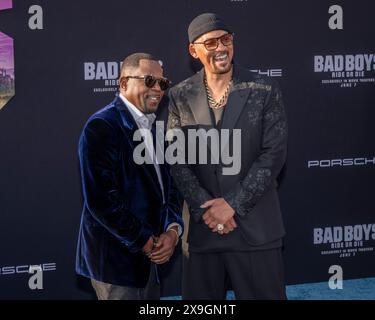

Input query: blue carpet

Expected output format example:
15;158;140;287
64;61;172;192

162;277;375;300
285;277;375;300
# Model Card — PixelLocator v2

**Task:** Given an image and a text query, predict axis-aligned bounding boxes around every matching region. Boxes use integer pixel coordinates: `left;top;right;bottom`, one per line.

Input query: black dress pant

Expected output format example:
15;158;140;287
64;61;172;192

182;248;287;300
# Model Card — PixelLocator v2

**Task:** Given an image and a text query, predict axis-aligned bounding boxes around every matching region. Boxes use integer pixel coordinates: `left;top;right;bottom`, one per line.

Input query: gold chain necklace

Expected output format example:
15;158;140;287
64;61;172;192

204;76;232;110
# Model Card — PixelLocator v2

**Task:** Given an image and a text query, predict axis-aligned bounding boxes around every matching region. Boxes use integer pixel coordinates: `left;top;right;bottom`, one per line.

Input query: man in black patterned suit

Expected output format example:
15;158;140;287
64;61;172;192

167;13;288;299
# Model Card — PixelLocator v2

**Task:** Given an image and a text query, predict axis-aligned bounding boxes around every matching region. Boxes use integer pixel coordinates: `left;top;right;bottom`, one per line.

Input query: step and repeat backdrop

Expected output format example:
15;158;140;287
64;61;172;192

0;0;374;299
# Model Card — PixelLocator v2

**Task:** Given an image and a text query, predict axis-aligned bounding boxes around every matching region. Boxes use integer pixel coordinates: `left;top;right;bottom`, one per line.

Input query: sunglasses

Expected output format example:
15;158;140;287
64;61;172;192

193;33;234;51
125;75;171;91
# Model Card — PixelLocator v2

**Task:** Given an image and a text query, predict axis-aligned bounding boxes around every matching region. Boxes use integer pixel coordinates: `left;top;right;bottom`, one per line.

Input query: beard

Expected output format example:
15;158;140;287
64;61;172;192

211;61;233;74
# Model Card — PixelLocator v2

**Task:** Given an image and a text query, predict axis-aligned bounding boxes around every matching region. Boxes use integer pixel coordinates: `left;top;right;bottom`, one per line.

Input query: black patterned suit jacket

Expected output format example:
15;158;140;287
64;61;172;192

167;65;288;252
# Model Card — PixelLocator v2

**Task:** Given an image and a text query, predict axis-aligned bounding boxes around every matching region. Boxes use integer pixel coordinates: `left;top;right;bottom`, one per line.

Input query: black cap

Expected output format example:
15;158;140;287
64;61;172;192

188;13;231;43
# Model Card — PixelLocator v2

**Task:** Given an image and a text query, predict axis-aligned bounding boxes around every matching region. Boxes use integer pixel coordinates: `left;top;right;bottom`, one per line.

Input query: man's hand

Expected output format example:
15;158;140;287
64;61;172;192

201;198;236;234
142;236;155;256
211;217;237;234
150;228;178;264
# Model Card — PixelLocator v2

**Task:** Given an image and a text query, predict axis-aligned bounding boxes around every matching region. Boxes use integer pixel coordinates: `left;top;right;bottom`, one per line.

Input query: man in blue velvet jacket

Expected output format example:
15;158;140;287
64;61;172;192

76;53;183;300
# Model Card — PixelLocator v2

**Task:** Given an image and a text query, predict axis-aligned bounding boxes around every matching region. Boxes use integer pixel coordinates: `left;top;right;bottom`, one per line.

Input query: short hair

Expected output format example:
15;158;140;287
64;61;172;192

120;52;159;75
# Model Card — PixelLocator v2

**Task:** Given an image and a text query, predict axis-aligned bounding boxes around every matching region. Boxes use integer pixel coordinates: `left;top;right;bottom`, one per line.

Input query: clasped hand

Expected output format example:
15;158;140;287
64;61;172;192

201;198;237;235
142;228;178;264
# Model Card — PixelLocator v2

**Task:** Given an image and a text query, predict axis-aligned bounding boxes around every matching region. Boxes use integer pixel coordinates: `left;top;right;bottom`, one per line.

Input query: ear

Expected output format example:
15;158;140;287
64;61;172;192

119;76;127;90
189;43;198;59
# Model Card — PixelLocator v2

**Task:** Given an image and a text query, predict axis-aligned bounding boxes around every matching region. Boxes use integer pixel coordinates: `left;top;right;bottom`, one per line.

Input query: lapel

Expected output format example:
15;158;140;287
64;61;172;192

114;95;138;145
187;65;253;130
187;69;214;128
187;66;254;155
114;95;164;202
220;65;253;152
152;123;170;200
220;64;252;132
153;122;170;197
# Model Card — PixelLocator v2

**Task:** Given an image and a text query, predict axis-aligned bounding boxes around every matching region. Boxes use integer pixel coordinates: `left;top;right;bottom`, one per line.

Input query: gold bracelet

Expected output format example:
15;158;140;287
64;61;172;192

168;228;179;246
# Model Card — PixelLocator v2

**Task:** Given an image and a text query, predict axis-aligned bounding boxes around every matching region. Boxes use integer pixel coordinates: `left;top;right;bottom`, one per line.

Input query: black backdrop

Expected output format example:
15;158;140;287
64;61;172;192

0;0;374;299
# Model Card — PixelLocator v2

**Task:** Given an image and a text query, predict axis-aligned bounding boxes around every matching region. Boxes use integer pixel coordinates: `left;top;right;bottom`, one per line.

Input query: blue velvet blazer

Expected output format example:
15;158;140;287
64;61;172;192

75;96;183;288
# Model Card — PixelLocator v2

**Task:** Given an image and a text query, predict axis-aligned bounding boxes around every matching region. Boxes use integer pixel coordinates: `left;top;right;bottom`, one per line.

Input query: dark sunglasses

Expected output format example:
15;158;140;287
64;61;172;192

193;33;234;51
125;75;171;91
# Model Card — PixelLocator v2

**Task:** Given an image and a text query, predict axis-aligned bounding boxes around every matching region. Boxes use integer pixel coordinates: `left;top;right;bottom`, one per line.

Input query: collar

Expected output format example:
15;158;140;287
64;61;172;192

119;93;156;128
